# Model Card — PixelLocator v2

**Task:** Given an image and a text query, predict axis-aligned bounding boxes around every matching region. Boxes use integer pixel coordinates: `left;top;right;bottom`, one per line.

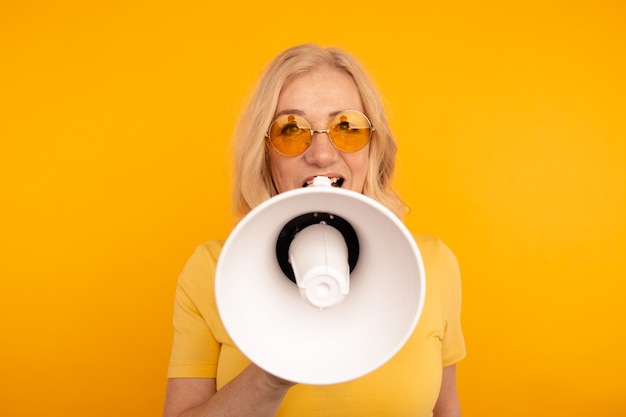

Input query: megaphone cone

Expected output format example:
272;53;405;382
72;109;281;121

215;177;425;385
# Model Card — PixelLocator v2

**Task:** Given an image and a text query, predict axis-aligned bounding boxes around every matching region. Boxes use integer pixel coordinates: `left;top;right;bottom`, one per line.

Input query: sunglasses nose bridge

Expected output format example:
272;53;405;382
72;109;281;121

311;128;330;136
310;128;335;146
307;128;338;154
309;128;332;143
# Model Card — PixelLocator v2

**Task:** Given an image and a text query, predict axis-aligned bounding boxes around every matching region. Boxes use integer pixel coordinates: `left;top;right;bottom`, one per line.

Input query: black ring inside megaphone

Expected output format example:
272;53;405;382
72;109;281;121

276;212;360;284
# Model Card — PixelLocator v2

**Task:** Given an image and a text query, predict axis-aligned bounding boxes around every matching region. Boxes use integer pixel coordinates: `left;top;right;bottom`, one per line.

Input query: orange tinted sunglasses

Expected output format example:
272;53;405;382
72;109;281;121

266;110;374;156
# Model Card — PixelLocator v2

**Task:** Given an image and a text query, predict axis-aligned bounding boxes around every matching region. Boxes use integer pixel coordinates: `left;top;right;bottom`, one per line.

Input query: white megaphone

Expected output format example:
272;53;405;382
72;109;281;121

215;176;425;385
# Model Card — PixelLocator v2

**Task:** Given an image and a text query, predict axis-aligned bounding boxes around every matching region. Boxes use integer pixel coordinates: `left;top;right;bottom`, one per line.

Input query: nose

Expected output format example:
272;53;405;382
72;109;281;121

303;130;338;167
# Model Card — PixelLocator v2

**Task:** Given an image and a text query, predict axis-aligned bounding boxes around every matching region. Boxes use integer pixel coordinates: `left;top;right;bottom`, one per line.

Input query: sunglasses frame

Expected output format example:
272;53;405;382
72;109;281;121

266;110;375;156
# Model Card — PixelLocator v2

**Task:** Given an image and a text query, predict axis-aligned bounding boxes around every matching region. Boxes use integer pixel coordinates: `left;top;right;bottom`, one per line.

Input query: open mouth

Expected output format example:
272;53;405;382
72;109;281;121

303;177;345;188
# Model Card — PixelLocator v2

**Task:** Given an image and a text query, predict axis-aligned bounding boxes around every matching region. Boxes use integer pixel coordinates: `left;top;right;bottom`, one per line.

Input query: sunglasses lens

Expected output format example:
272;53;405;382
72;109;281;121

269;114;312;155
329;111;372;152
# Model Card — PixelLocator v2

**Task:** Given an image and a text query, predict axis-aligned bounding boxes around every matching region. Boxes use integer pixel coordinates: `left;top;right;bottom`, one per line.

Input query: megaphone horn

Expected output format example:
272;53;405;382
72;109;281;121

215;176;425;385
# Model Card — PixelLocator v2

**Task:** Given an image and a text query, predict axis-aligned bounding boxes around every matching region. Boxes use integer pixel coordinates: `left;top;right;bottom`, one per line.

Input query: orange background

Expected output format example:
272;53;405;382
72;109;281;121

1;1;624;415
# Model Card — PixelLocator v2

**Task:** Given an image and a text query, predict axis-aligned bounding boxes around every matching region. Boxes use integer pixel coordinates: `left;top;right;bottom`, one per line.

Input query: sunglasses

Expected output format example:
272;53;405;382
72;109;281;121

266;110;375;156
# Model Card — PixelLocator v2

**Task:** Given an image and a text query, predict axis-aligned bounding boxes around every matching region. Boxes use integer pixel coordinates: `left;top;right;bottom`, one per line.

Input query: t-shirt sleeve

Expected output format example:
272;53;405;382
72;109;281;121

167;243;221;378
437;239;467;367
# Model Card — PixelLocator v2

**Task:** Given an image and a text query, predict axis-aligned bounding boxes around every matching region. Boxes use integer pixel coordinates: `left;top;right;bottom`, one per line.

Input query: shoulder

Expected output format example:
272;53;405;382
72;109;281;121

194;240;226;261
411;233;459;269
176;240;225;292
184;240;226;273
410;233;462;301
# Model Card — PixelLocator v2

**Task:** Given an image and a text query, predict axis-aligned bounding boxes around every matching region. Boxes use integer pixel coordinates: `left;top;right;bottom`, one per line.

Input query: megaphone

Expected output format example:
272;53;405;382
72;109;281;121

215;177;425;385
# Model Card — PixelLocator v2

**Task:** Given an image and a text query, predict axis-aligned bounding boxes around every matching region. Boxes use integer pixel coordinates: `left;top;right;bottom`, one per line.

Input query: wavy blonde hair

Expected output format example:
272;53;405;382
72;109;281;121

232;44;406;219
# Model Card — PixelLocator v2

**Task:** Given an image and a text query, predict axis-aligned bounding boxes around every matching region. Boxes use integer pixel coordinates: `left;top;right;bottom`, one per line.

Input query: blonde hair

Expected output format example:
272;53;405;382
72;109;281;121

232;44;406;219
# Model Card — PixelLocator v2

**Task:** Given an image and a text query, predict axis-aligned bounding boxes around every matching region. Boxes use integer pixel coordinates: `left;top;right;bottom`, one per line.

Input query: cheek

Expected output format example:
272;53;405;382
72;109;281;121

269;153;293;193
346;150;370;192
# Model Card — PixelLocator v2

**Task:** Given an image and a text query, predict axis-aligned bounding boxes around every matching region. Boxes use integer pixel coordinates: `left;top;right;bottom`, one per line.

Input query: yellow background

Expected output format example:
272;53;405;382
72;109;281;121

1;1;624;415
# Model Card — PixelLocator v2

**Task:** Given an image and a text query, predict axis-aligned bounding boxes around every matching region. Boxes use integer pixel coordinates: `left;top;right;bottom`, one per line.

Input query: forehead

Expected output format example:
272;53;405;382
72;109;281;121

275;67;363;117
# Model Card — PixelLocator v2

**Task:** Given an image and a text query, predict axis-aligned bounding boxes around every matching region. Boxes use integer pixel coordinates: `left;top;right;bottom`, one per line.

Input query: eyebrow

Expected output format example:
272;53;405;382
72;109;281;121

273;109;344;119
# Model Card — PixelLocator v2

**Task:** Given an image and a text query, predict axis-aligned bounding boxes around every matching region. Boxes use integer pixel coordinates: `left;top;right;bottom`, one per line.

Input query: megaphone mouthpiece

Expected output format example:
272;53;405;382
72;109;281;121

289;223;350;309
276;212;359;285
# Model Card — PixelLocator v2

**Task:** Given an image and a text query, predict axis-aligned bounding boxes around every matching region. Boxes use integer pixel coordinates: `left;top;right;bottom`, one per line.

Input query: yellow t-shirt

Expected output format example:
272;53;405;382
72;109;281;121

167;234;465;417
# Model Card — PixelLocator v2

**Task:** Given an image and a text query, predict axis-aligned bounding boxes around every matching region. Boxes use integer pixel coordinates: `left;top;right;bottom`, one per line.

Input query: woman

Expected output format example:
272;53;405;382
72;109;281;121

163;44;465;417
